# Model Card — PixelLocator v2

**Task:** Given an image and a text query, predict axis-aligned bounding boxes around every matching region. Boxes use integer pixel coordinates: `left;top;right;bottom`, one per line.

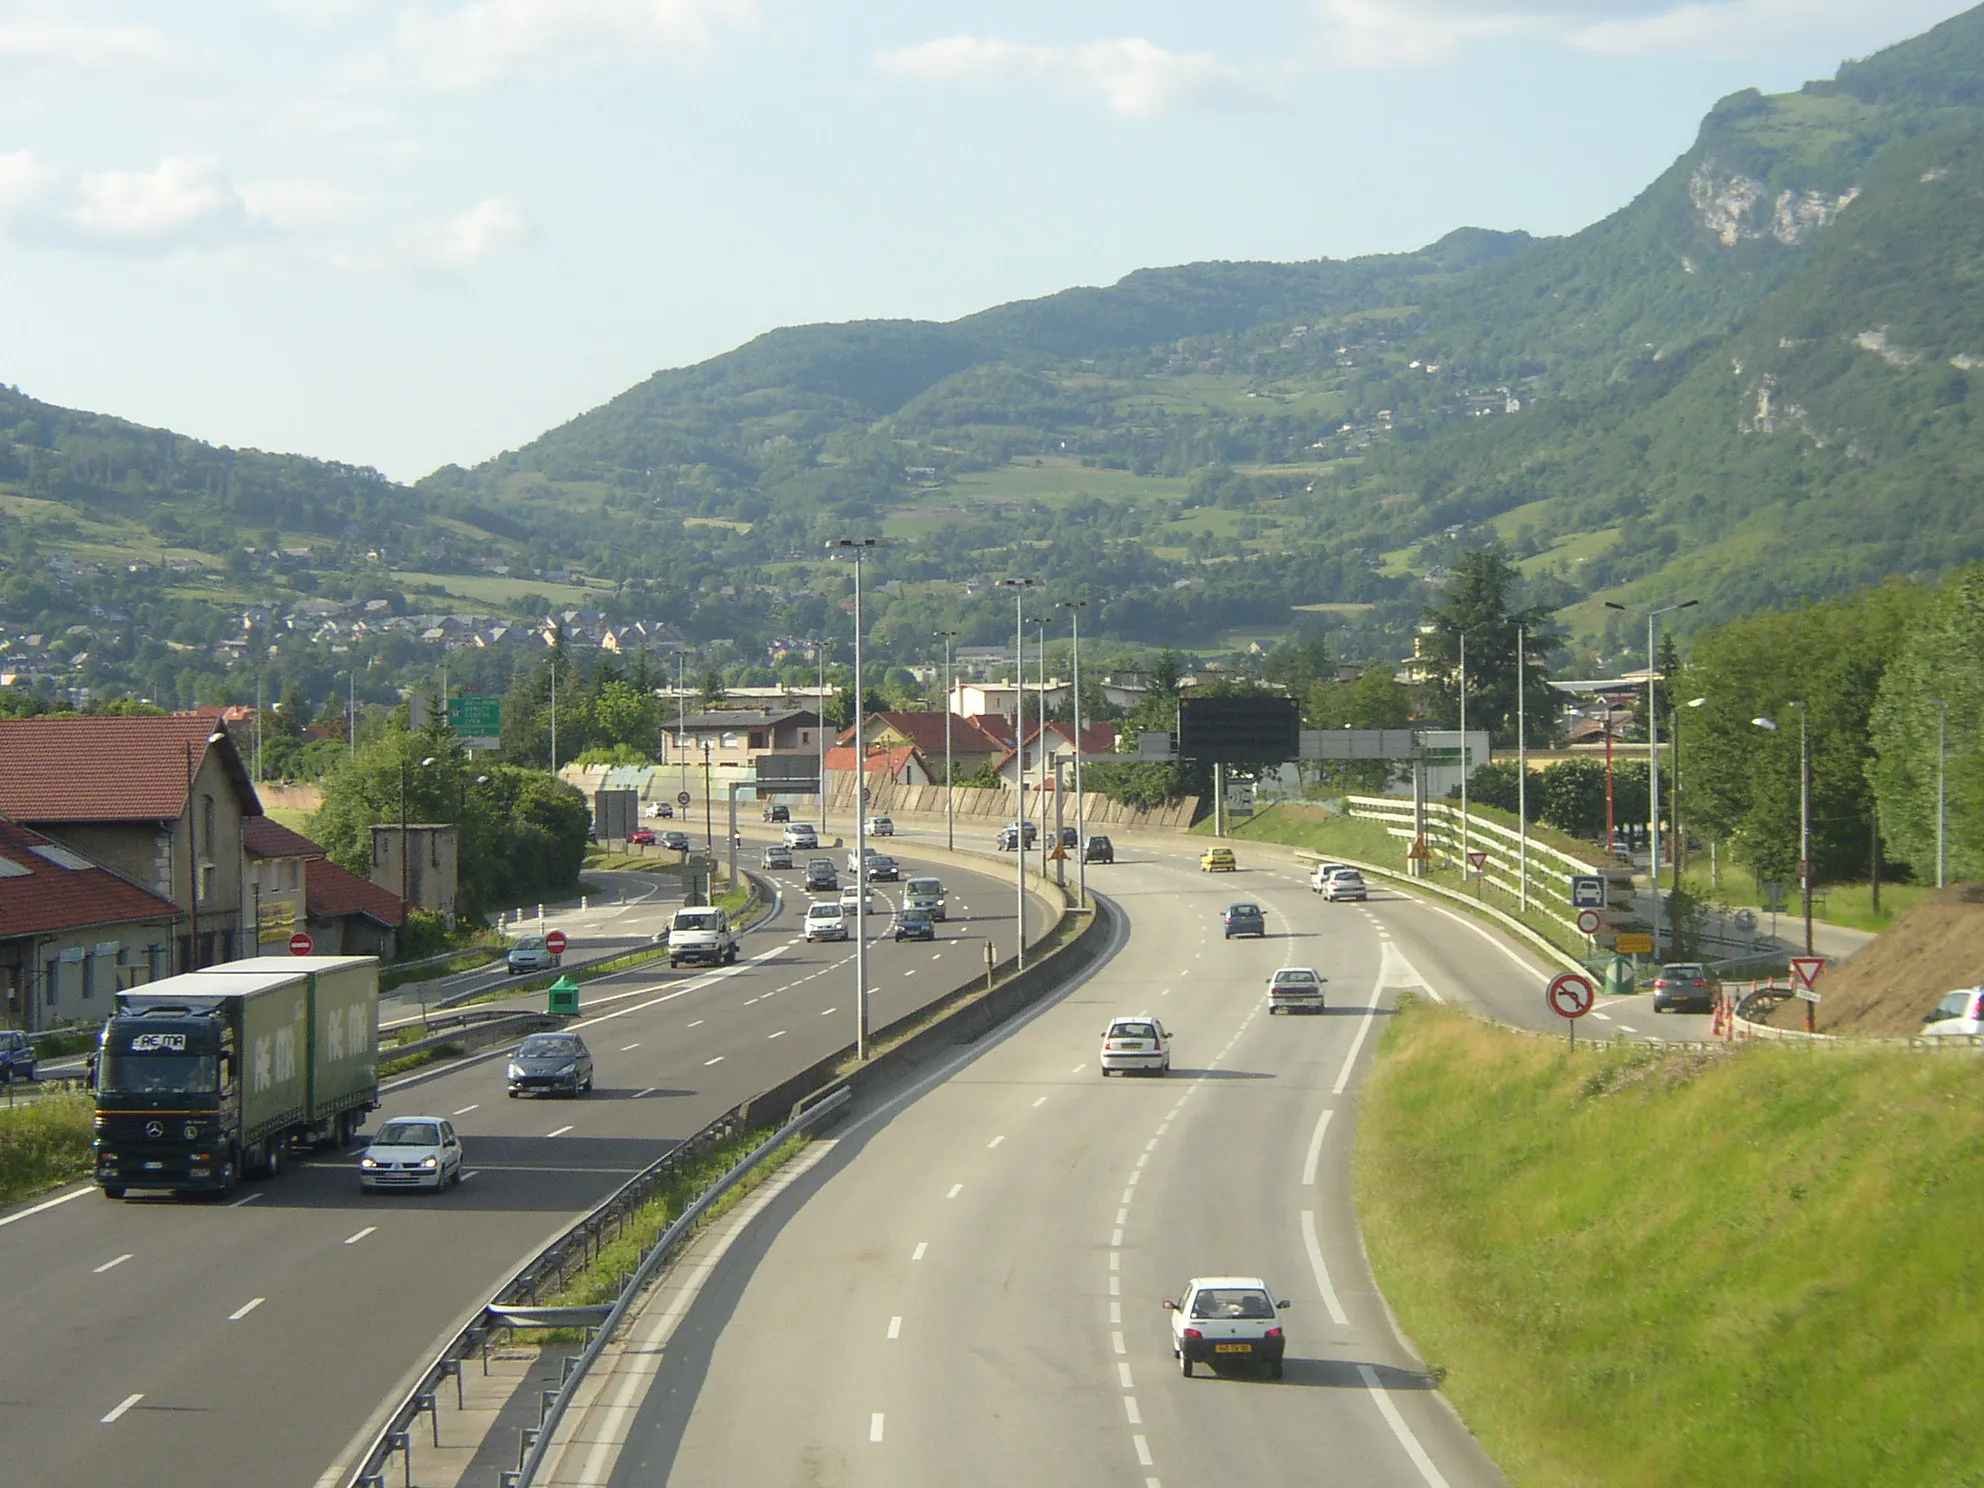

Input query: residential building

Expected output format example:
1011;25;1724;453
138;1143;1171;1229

243;816;317;952
990;721;1120;790
305;858;403;959
844;712;1009;781
368;824;459;923
947;679;1072;722
658;709;825;769
824;744;934;787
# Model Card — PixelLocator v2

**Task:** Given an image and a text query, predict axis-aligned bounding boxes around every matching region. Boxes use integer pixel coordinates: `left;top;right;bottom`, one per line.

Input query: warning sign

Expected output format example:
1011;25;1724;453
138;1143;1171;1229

1406;836;1431;862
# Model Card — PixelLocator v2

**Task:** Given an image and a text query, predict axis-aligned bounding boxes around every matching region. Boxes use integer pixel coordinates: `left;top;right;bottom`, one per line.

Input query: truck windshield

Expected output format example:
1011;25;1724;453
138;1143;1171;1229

674;912;722;932
99;1051;218;1095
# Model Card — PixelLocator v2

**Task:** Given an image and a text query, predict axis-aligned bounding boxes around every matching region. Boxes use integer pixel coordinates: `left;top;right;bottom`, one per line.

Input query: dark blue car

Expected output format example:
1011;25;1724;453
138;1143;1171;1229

894;908;936;943
0;1029;35;1083
1223;902;1266;939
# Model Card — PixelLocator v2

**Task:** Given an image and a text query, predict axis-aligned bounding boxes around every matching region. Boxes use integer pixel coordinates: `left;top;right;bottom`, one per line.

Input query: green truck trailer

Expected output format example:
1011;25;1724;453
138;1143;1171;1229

93;956;380;1198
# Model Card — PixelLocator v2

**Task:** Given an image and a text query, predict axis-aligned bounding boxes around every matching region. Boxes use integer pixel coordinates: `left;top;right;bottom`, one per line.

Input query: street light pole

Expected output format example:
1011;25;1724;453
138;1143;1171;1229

1752;707;1813;955
1457;632;1468;872
814;639;831;844
1000;579;1037;969
934;631;958;852
1516;625;1527;914
1676;696;1707;892
1060;600;1090;908
829;539;886;1059
1932;698;1948;889
1034;615;1050;883
1607;598;1698;956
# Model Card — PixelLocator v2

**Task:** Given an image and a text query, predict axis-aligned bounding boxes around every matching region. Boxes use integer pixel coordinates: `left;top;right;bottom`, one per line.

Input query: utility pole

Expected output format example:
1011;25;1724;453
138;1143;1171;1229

1932;698;1948;889
1517;625;1527;915
1060;600;1090;908
934;631;958;851
1607;597;1698;956
1000;579;1037;969
1458;632;1468;873
828;539;886;1059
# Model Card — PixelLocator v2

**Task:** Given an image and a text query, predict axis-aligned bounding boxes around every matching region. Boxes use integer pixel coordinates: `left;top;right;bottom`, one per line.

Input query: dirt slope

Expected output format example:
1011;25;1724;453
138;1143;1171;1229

1789;884;1984;1035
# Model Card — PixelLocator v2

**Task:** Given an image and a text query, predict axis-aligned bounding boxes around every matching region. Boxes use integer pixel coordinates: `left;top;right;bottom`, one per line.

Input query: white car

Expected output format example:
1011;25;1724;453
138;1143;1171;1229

839;884;879;915
359;1117;464;1193
1267;966;1327;1014
866;816;894;836
1321;870;1367;903
847;846;882;872
783;823;819;848
803;902;848;942
1308;861;1352;892
1165;1276;1290;1378
1099;1015;1171;1076
1920;986;1984;1037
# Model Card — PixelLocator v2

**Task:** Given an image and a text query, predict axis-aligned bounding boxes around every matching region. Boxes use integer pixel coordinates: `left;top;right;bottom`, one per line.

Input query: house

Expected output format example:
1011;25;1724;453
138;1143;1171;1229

305;857;402;960
658;709;825;769
991;721;1119;790
369;825;459;923
0;820;180;1030
843;712;1009;782
243;816;317;952
824;744;934;787
0;713;262;970
947;679;1072;721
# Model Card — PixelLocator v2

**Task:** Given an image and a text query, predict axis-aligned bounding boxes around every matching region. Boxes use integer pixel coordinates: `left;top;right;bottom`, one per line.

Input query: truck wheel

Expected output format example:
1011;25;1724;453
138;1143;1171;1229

102;1187;125;1200
264;1143;283;1180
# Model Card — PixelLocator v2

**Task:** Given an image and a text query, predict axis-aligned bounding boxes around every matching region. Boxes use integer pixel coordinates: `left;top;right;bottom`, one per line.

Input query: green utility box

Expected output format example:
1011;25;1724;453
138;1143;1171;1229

1604;957;1637;999
548;976;581;1017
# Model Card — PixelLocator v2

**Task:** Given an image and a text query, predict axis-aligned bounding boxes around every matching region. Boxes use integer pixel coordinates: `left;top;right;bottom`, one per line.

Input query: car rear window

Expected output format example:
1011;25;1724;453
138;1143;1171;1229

1191;1289;1274;1320
1228;904;1261;916
1111;1022;1157;1039
1660;964;1707;979
1276;970;1318;985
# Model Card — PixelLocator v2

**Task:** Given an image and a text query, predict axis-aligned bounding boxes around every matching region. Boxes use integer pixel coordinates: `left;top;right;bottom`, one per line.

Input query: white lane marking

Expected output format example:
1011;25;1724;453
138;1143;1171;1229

1032;1096;1048;1108
1135;1154;1149;1169
228;1298;265;1321
101;1393;143;1424
904;969;917;977
546;1125;575;1138
1302;1108;1335;1188
946;1183;962;1198
1359;1362;1454;1487
1144;1137;1159;1152
1301;1210;1351;1326
869;1413;885;1444
93;1254;134;1274
1072;1064;1086;1074
452;1104;479;1116
1121;1189;1134;1205
687;1020;704;1028
887;1316;902;1340
1134;1435;1155;1467
1110;1301;1122;1323
228;1192;264;1208
987;1135;1004;1149
1111;1228;1123;1246
1111;1331;1127;1355
912;1242;928;1261
0;1184;93;1229
1110;1276;1121;1297
633;1087;657;1099
1590;1012;1612;1022
462;1171;479;1182
821;1007;838;1016
704;1056;724;1067
931;952;943;960
621;1043;642;1051
1619;1025;1639;1034
1116;1208;1128;1224
767;1030;787;1040
1124;1396;1143;1425
1109;1251;1121;1271
344;1226;376;1246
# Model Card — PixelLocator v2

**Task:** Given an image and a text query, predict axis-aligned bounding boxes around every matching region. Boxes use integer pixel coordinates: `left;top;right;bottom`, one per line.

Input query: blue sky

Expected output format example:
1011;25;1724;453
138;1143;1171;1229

0;0;1969;480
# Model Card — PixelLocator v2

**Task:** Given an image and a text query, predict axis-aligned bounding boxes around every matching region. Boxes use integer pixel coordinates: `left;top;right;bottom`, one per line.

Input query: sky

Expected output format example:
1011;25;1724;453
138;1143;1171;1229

0;0;1971;481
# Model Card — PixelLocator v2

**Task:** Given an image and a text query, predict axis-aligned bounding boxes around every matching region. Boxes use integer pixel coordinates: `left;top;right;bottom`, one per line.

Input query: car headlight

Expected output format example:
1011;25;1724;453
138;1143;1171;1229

556;1062;576;1075
507;1064;525;1079
360;1156;380;1169
419;1156;439;1170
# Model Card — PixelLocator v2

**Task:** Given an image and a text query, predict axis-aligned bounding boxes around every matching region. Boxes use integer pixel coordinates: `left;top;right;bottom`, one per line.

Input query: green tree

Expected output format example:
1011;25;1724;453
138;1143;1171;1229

1418;546;1560;746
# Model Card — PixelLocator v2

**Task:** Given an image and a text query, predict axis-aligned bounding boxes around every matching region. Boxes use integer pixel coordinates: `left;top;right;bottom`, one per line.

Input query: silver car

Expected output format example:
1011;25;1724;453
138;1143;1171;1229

359;1117;464;1193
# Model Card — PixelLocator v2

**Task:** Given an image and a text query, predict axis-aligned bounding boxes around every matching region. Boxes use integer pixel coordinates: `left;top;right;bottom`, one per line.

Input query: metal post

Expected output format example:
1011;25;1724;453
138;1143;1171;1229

1457;632;1468;874
701;743;713;890
1647;612;1661;958
348;669;357;757
1000;580;1036;969
1064;600;1088;909
1934;699;1948;889
1214;761;1225;838
853;549;868;1059
1411;740;1427;879
1517;625;1528;915
936;631;957;852
1036;618;1049;883
548;646;557;774
1800;708;1813;956
817;642;829;844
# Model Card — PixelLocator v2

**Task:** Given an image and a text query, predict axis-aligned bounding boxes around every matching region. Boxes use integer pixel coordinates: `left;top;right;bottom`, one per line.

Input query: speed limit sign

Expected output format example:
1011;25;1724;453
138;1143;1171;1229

1546;971;1596;1020
677;790;692;807
1576;909;1603;935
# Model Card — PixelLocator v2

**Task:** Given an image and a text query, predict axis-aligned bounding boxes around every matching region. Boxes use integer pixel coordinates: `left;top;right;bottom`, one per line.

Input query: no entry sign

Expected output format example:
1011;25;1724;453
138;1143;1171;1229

288;931;313;956
545;930;569;956
1546;971;1596;1020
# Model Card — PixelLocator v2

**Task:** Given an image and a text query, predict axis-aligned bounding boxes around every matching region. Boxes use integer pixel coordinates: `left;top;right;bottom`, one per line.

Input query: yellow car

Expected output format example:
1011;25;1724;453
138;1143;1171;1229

1200;847;1238;873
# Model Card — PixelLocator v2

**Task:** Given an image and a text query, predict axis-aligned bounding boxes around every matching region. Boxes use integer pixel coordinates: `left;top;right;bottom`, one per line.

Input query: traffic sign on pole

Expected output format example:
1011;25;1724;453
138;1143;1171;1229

1467;851;1488;872
545;930;569;956
1575;909;1603;936
1546;971;1596;1020
677;791;692;807
1570;875;1607;910
1789;956;1826;990
1406;836;1431;862
288;931;313;956
1615;932;1654;954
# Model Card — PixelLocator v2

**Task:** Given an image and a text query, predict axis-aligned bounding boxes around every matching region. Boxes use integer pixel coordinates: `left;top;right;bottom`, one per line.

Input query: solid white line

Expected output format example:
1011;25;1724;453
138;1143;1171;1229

93;1254;134;1274
344;1226;376;1245
704;1056;724;1066
1124;1396;1142;1425
228;1192;264;1208
1359;1362;1454;1487
988;1135;1004;1149
1301;1209;1351;1326
869;1413;885;1444
946;1183;962;1198
452;1104;479;1116
1134;1434;1154;1467
1302;1107;1335;1188
228;1298;265;1321
546;1125;575;1138
912;1242;928;1261
1334;998;1380;1097
887;1316;902;1340
0;1184;93;1229
101;1393;143;1424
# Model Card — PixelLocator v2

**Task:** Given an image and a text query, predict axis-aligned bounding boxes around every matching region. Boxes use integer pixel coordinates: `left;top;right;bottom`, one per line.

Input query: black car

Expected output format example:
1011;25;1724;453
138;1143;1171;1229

760;844;793;870
868;854;901;882
660;830;690;852
894;908;937;942
762;803;790;822
805;858;839;892
0;1029;34;1084
1083;835;1115;864
1057;825;1079;849
997;821;1039;851
506;1032;594;1098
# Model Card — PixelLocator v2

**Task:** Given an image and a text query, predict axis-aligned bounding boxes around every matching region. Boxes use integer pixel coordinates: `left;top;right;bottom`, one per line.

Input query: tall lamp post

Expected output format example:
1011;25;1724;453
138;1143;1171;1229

1751;706;1813;955
933;631;959;851
828;539;886;1059
1059;600;1090;908
1672;696;1707;891
1030;614;1051;883
1605;597;1698;955
808;638;832;843
399;754;437;922
1000;579;1037;968
1931;698;1949;889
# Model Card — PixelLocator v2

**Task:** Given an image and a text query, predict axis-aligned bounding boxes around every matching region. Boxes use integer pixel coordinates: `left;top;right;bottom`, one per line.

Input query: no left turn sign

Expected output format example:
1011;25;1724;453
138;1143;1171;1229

1546;971;1596;1020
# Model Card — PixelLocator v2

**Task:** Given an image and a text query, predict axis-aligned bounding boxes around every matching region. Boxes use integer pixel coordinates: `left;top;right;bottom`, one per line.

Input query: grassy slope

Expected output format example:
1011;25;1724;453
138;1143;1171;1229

1358;1003;1984;1487
0;1091;94;1205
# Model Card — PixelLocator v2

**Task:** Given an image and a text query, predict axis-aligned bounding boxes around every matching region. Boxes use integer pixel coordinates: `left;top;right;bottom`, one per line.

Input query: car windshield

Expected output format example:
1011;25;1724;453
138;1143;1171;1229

1111;1022;1157;1040
99;1051;218;1095
674;912;722;932
1191;1289;1274;1320
808;905;841;919
908;879;940;893
902;910;930;923
518;1037;577;1059
1936;990;1973;1017
375;1121;440;1146
513;936;545;950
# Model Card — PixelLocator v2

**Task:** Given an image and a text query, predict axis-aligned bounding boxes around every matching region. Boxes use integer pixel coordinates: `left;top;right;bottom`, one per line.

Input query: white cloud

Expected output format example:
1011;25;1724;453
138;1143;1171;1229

397;196;534;269
0;19;182;70
0;147;57;215
69;156;247;244
237;177;373;232
875;35;1272;119
382;0;761;90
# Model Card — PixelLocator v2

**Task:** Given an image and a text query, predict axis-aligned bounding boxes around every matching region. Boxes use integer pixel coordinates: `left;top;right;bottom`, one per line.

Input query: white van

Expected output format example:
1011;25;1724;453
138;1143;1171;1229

666;906;738;968
904;876;946;921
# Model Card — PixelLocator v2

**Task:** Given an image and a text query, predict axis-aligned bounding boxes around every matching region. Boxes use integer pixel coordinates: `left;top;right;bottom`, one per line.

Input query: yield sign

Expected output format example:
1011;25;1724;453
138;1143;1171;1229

1467;851;1488;871
1789;956;1827;990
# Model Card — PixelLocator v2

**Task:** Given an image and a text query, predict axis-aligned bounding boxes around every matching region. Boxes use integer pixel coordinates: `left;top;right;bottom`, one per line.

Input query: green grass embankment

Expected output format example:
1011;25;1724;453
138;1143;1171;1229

1357;1001;1984;1487
0;1091;95;1205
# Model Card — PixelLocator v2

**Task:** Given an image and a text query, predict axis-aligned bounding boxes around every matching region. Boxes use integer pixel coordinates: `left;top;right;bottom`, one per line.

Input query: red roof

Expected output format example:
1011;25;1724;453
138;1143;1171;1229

0;820;179;938
244;816;325;860
994;720;1118;771
969;714;1017;748
0;714;261;823
306;857;404;928
824;744;928;780
850;711;1010;758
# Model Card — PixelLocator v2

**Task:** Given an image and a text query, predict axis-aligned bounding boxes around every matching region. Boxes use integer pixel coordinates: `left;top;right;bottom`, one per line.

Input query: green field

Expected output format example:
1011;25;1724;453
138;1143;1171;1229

1359;1004;1984;1487
389;570;605;610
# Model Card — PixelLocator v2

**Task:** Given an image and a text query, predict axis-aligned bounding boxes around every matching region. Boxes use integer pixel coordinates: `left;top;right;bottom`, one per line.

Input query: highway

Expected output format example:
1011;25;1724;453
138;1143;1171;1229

0;841;1037;1488
584;828;1707;1488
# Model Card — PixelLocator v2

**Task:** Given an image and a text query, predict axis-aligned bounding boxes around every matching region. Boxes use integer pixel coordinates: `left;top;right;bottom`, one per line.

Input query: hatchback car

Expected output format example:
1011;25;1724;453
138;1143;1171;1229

660;830;691;852
804;858;839;892
1267;966;1327;1014
506;1032;595;1098
804;903;849;942
0;1029;35;1083
1165;1277;1290;1378
997;821;1038;851
760;844;794;870
626;827;657;846
506;934;556;975
847;846;882;872
867;854;901;882
1652;962;1718;1014
1920;986;1984;1038
866;816;895;837
784;823;819;848
1099;1015;1172;1076
894;908;936;942
1321;870;1367;903
762;803;790;822
1200;846;1238;873
1223;902;1266;939
1056;825;1079;849
647;801;674;818
1083;835;1115;864
359;1117;464;1193
1308;861;1352;891
839;884;878;915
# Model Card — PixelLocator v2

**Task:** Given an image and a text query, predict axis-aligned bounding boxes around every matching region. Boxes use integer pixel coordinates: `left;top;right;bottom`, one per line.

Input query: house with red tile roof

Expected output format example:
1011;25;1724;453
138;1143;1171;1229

0;820;180;1030
244;815;318;952
823;744;934;786
0;713;262;970
991;721;1119;790
842;712;1009;782
304;858;402;960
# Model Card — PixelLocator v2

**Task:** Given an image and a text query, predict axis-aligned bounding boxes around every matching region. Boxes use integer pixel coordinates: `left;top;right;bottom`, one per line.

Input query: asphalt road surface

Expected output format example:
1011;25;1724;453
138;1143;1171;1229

0;846;1033;1488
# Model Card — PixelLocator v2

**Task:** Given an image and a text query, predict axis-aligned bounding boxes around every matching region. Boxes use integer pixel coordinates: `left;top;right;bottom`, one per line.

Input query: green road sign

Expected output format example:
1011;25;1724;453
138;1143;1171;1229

448;694;502;748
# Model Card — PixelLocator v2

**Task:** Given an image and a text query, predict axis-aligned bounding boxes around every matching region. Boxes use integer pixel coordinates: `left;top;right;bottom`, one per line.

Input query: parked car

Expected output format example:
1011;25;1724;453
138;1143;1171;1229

763;803;790;822
358;1117;464;1193
1920;986;1984;1037
784;823;819;848
1651;962;1718;1014
904;876;946;920
1308;861;1351;891
894;907;936;942
0;1029;35;1083
1223;902;1266;939
804;902;848;941
660;830;690;852
1267;966;1326;1015
1083;835;1115;865
1165;1277;1290;1378
866;816;895;837
1200;846;1238;873
506;934;556;976
1099;1015;1172;1076
760;844;793;870
1320;870;1367;903
646;801;675;819
867;854;901;882
506;1032;595;1098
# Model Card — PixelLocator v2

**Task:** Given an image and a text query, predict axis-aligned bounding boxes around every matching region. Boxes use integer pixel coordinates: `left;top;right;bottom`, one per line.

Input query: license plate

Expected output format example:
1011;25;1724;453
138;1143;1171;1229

1214;1343;1252;1354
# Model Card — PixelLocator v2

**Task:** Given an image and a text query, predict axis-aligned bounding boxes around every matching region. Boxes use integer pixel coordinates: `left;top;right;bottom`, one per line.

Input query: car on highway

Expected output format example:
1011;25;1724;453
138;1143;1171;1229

1267;966;1327;1014
1083;834;1115;864
997;820;1038;851
659;830;691;852
0;1028;35;1083
760;844;793;870
894;907;936;942
1320;870;1367;903
1920;986;1984;1037
1200;846;1238;873
1651;962;1718;1014
646;801;674;818
358;1117;464;1193
866;815;894;837
1223;902;1266;939
507;1032;595;1097
666;906;739;968
805;858;839;892
626;827;657;847
762;803;790;822
804;902;848;942
1308;861;1352;891
904;876;946;920
867;853;901;882
1165;1277;1290;1378
847;845;882;872
839;884;878;915
506;934;556;975
1099;1015;1172;1076
1056;825;1079;849
784;823;819;848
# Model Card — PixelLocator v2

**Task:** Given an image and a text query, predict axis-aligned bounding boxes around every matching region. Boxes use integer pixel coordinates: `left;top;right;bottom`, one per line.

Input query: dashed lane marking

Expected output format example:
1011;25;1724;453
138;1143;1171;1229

228;1298;265;1321
452;1104;479;1116
93;1254;133;1274
101;1394;143;1424
887;1316;902;1340
546;1125;574;1138
869;1413;885;1444
911;1242;928;1261
344;1226;376;1245
704;1056;724;1067
946;1184;963;1198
